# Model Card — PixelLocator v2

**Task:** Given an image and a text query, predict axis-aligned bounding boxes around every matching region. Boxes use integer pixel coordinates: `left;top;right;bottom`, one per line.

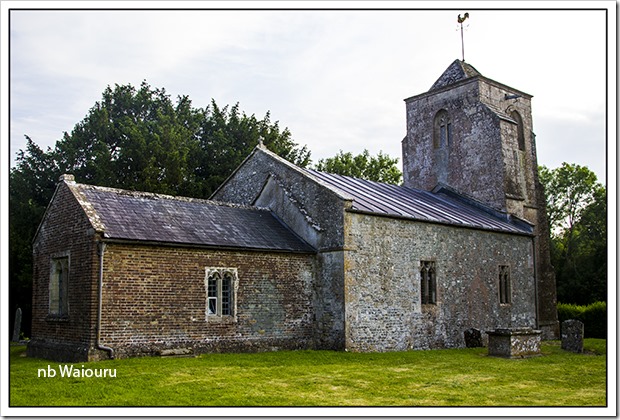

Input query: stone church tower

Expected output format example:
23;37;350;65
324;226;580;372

402;60;559;338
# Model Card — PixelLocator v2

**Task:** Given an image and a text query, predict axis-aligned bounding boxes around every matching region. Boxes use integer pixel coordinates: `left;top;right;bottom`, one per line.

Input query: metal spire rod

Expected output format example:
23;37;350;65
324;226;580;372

458;13;469;61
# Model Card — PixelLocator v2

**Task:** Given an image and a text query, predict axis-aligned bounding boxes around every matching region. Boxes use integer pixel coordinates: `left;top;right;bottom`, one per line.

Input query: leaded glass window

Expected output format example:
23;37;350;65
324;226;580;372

205;268;238;318
420;261;437;305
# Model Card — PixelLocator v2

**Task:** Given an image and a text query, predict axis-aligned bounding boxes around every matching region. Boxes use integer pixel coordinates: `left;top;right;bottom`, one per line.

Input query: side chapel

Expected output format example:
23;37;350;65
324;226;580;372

28;60;559;361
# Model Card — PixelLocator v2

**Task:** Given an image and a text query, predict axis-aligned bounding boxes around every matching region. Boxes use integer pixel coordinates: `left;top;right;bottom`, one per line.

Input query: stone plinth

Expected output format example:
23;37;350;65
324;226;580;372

487;328;542;358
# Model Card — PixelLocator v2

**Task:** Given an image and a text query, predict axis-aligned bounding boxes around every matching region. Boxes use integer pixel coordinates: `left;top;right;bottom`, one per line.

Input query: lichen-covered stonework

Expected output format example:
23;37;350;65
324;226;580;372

402;61;558;338
343;213;536;351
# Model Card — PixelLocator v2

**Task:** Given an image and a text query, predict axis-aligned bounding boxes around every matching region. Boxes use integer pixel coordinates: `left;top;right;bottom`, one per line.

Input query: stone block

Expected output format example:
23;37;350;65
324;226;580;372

487;328;541;358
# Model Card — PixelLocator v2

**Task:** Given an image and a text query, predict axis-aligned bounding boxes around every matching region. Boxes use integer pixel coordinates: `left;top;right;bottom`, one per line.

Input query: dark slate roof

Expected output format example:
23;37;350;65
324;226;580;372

429;59;482;91
72;184;314;253
305;169;533;235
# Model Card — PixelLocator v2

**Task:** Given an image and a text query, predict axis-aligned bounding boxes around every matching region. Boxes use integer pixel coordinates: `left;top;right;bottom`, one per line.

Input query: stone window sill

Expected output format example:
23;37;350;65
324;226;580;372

206;315;237;323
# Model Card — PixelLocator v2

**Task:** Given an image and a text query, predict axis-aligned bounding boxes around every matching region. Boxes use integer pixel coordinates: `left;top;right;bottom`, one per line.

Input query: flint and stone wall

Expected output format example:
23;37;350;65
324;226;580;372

402;75;558;339
343;212;537;352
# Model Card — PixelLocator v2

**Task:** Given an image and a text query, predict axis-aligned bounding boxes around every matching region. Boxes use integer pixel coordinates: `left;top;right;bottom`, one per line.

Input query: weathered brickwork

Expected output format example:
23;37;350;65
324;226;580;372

28;180;99;362
99;243;316;358
343;212;536;352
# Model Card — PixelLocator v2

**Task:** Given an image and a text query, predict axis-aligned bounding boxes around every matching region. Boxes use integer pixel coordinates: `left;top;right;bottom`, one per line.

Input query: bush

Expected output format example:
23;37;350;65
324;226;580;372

557;301;607;338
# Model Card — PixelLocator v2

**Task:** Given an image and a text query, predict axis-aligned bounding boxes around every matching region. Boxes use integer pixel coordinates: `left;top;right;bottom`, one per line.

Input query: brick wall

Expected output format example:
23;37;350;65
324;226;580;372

28;182;99;362
343;212;537;352
99;243;317;358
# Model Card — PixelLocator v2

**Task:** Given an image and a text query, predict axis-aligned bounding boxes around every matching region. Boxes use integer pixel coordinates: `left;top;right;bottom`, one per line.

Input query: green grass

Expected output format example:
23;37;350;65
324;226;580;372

10;340;607;407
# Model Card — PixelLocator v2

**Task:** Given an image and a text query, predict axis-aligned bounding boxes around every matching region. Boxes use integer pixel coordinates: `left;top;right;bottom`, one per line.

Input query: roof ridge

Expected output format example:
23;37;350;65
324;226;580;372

305;169;532;235
69;180;270;212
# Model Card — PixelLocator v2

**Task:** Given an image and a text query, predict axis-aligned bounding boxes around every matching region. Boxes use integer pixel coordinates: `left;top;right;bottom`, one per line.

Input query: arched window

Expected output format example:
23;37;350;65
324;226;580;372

205;267;238;318
433;110;451;149
49;254;69;317
420;260;437;305
511;111;525;151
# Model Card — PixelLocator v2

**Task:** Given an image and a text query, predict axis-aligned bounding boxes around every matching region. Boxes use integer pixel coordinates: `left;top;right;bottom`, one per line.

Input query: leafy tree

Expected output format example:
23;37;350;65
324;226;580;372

9;137;59;338
315;149;402;184
539;163;607;304
9;81;311;338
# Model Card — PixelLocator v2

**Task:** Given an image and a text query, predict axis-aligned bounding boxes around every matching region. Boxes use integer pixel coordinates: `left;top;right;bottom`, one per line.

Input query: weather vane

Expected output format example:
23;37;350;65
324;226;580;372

458;13;469;62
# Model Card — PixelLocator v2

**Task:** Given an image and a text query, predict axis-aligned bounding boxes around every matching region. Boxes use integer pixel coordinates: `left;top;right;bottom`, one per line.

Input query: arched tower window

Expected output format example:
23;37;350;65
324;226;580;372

433;109;451;149
511;111;525;151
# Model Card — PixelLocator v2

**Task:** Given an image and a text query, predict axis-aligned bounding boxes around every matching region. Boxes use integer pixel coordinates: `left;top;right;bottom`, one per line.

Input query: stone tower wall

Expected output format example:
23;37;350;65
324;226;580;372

402;69;558;338
402;79;507;210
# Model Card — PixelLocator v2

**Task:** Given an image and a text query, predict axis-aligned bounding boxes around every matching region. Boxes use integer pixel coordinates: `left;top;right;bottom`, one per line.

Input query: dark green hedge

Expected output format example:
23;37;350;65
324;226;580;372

557;301;607;338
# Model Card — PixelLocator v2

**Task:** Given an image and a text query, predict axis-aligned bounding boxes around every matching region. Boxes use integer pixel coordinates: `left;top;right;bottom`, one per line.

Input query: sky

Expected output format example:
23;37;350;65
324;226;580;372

3;2;614;185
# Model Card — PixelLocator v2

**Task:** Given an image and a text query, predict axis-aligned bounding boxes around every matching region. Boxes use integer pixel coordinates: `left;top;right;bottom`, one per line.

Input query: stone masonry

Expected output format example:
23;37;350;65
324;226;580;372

401;60;558;339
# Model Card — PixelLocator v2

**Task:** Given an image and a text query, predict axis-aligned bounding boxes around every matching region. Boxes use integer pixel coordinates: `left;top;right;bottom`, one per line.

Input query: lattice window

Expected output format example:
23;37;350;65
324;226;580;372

433;110;452;149
420;260;437;305
49;256;69;316
499;265;511;304
205;267;238;318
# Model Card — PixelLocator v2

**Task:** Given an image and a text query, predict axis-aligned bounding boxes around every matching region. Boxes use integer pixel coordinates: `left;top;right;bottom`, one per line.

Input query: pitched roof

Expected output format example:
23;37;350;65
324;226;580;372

304;169;533;235
429;59;482;91
67;181;314;253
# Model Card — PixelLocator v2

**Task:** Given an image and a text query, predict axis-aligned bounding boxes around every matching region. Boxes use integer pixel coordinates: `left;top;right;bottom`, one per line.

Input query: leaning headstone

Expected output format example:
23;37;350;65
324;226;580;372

561;319;584;353
12;307;22;342
464;328;483;348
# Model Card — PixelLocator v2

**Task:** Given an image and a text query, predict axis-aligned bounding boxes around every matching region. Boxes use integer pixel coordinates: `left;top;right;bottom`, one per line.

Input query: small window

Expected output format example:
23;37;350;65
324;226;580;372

511;111;525;151
420;261;437;305
205;268;237;318
49;256;69;316
499;265;511;304
433;110;452;149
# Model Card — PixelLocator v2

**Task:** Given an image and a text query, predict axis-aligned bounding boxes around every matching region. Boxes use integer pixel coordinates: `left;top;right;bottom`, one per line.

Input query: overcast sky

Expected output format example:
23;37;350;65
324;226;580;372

5;2;614;184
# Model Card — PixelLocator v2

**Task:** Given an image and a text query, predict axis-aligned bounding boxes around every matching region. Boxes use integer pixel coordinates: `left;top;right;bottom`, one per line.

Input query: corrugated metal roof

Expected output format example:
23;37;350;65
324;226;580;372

75;185;315;253
305;169;533;235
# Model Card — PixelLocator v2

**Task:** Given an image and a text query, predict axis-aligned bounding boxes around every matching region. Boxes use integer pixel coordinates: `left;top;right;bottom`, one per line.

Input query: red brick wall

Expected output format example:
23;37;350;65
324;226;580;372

100;243;316;358
28;182;99;362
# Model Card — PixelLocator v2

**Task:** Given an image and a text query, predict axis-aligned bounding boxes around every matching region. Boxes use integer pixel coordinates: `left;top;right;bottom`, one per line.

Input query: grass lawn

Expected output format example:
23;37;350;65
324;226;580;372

9;339;606;407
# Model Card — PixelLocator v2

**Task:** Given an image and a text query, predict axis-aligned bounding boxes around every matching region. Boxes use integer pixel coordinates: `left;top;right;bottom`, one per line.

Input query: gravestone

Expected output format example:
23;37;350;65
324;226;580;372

12;307;22;342
561;319;584;353
464;328;483;348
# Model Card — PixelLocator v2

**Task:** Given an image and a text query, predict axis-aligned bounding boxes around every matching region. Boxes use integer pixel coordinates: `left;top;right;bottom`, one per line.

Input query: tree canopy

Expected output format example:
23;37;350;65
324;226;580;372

9;81;311;337
539;163;607;304
314;149;402;185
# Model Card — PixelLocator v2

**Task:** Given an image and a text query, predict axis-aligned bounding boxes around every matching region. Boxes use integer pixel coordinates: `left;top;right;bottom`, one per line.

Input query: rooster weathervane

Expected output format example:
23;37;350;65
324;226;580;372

458;13;469;61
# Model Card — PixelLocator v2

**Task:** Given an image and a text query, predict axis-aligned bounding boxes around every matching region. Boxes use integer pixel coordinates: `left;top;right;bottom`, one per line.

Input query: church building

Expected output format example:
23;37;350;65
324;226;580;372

28;60;558;362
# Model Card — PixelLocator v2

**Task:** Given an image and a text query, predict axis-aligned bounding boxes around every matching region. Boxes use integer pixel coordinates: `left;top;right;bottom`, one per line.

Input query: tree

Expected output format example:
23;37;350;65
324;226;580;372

539;163;607;304
9;137;59;339
315;149;402;184
9;81;311;338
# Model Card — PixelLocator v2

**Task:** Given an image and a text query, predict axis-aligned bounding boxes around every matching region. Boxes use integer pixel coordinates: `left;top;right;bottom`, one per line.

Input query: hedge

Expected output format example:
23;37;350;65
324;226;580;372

557;301;607;338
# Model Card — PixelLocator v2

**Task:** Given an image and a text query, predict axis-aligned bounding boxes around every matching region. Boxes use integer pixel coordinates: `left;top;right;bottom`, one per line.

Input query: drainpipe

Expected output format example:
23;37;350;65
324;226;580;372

97;241;115;359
